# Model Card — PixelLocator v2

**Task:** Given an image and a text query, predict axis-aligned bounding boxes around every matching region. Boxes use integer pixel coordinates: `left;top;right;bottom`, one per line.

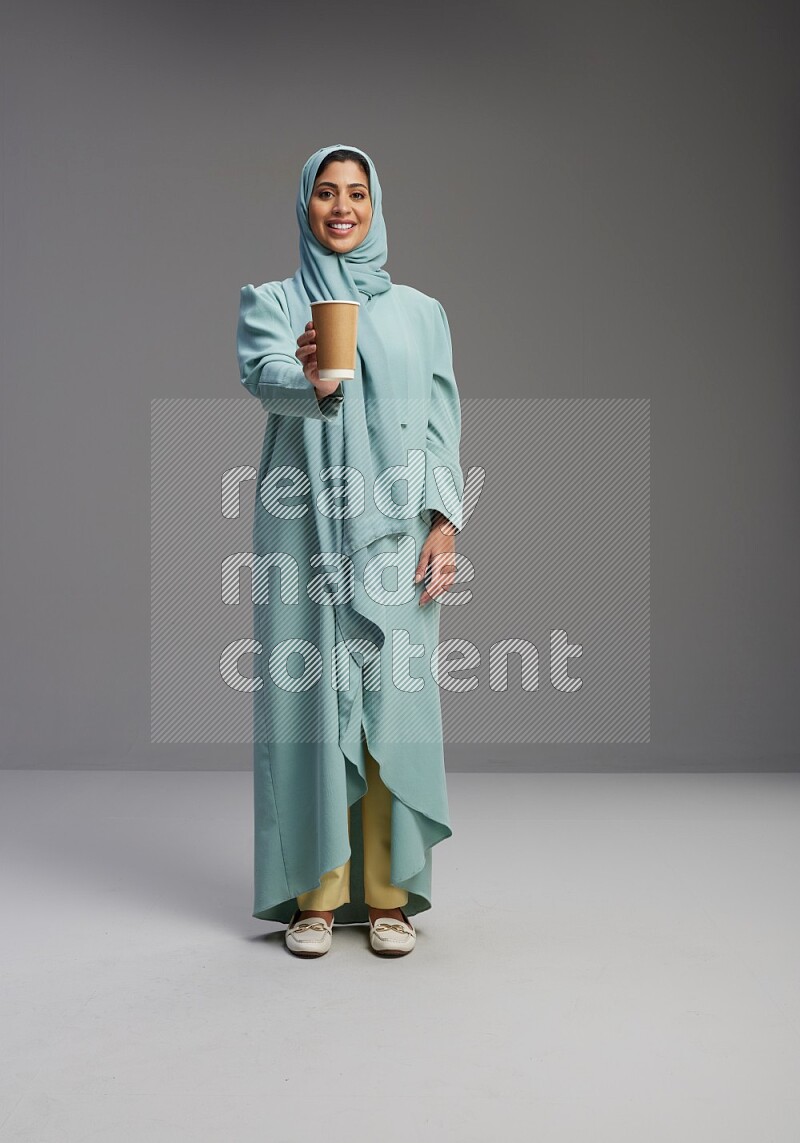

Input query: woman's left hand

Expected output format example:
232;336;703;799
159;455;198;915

415;513;457;606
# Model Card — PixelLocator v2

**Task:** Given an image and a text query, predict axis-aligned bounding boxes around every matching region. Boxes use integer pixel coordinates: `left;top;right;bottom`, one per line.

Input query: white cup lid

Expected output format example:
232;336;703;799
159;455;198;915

310;299;360;306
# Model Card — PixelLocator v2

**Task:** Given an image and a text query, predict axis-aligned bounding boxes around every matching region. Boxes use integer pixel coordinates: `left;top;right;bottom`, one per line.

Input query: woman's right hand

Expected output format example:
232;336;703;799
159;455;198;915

296;322;343;399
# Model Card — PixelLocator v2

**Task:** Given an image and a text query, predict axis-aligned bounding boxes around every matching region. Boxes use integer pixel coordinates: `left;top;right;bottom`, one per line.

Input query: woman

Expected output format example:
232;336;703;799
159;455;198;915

236;143;464;958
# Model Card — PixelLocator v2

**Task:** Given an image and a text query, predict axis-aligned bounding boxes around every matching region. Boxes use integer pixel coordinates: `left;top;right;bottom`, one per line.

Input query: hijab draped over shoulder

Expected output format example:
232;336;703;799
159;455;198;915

239;143;463;653
281;144;426;641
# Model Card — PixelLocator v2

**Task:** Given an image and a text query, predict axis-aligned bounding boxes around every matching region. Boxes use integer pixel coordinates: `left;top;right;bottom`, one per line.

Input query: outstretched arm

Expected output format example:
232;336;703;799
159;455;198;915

236;283;344;421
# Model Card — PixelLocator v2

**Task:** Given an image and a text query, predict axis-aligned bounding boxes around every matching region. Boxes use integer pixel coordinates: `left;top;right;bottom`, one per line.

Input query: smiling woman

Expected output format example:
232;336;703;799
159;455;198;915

236;143;466;959
307;157;373;253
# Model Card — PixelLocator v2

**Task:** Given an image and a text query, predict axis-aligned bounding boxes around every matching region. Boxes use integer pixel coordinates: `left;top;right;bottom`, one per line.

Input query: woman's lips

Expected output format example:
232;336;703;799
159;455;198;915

327;222;355;234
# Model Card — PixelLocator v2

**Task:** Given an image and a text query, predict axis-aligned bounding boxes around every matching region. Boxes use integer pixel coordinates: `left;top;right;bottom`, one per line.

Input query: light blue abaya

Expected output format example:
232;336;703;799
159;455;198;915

236;143;465;923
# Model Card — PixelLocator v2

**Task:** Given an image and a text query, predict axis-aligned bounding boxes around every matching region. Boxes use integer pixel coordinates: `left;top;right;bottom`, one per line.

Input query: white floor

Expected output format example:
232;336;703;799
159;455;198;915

1;770;798;1142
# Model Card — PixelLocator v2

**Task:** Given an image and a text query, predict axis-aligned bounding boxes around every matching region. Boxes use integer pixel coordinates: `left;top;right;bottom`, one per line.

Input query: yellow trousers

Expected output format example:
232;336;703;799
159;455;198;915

296;742;409;911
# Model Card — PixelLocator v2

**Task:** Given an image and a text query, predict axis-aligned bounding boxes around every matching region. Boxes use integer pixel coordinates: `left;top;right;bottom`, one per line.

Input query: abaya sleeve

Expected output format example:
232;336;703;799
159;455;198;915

423;299;465;533
236;282;344;421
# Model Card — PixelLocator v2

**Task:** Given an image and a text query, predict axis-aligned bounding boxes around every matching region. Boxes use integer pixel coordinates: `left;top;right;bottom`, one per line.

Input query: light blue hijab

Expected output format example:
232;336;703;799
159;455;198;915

284;142;407;427
281;143;414;536
278;144;418;649
295;143;393;317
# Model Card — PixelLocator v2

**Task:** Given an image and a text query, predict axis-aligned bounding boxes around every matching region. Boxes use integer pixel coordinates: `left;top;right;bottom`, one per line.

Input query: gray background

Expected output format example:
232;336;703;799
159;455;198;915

2;0;798;770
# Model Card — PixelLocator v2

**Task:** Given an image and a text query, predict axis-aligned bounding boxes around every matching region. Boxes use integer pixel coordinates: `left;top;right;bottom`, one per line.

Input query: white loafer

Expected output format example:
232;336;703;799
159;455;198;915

285;909;333;957
369;909;416;956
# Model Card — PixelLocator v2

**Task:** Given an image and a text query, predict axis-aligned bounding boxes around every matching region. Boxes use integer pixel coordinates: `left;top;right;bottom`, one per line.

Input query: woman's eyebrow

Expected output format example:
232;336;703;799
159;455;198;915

315;181;368;190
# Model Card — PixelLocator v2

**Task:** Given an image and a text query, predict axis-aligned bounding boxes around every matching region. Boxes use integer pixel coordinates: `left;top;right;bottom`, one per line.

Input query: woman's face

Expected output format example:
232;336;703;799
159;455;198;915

308;159;373;253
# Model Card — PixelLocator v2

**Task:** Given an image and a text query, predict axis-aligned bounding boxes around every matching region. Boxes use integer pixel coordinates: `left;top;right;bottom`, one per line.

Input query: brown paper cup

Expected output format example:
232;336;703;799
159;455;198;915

310;300;360;380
